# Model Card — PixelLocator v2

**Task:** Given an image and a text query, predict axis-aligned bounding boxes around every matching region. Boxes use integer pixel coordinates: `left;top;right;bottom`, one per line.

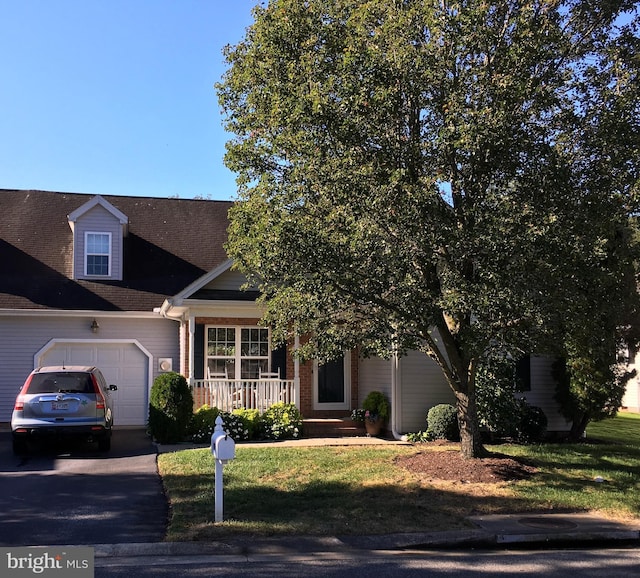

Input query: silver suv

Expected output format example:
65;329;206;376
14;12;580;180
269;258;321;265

11;366;118;454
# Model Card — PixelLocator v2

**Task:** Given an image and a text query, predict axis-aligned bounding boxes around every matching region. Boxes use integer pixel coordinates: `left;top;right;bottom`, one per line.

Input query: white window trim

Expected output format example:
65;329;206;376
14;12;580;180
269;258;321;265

84;231;112;277
205;325;271;380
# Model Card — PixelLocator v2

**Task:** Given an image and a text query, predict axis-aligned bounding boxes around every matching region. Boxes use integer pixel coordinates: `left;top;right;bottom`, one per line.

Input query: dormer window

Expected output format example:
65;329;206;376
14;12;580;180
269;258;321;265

68;195;127;281
85;232;111;276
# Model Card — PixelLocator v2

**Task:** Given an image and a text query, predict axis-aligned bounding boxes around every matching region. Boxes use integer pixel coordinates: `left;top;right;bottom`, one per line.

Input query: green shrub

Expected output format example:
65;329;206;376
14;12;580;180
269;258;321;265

216;411;252;441
475;355;548;443
514;400;548;443
189;406;261;443
232;408;261;440
426;404;460;441
189;404;220;443
362;391;390;421
476;356;523;437
406;430;432;443
148;372;194;443
260;403;303;440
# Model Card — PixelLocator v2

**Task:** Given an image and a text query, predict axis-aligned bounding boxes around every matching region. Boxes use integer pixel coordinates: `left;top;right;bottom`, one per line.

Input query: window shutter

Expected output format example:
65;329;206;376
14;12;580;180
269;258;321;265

271;344;287;379
194;324;204;380
515;355;531;391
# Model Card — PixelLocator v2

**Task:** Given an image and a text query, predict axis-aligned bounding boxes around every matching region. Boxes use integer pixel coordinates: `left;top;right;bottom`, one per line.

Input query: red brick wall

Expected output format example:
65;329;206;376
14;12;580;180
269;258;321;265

183;319;358;418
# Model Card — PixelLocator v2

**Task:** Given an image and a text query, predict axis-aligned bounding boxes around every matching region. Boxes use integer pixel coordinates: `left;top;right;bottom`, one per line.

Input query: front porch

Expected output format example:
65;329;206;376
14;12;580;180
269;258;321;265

189;379;372;437
190;377;298;413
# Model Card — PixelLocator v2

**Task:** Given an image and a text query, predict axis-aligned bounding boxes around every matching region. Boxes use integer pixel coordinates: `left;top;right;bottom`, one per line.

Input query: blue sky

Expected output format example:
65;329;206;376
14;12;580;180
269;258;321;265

0;0;260;200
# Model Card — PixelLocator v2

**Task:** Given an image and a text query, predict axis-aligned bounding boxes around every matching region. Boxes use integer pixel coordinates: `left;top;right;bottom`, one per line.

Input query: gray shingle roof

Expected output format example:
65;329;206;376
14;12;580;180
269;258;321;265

0;189;233;311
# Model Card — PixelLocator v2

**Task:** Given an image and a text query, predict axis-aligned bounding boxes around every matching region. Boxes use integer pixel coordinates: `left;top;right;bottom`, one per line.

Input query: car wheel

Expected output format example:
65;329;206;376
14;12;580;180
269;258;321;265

12;437;28;456
97;437;111;452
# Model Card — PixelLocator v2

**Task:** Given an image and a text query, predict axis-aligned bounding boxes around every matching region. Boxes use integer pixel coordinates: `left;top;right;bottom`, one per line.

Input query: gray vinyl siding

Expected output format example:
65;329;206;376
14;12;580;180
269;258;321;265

73;204;123;280
0;314;179;423
398;350;456;433
519;356;571;432
358;356;392;404
208;269;255;291
359;351;570;435
358;351;457;434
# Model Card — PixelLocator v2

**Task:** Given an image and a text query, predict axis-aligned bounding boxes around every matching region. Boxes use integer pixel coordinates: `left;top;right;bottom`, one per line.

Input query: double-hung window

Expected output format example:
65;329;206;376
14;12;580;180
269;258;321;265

85;232;111;276
206;326;270;379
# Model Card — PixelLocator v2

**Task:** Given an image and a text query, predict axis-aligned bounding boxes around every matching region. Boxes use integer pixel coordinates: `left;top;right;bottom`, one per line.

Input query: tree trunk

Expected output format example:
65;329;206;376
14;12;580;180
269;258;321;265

423;324;487;458
455;389;488;459
567;413;590;442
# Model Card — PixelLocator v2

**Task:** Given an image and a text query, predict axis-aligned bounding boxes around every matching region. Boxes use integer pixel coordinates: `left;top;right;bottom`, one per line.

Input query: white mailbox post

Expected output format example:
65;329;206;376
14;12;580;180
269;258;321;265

210;415;236;522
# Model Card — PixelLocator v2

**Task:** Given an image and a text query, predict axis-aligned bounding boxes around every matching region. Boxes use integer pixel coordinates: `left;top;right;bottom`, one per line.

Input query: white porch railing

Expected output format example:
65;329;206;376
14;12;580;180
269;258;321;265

190;379;298;413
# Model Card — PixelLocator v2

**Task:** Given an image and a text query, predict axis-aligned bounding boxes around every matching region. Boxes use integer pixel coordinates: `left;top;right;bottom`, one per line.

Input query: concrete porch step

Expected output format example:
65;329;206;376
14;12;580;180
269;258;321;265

303;418;365;438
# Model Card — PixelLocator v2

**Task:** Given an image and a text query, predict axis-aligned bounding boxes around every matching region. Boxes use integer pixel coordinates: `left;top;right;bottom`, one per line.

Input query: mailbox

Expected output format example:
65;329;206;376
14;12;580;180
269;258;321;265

213;434;236;462
210;415;235;523
210;416;236;462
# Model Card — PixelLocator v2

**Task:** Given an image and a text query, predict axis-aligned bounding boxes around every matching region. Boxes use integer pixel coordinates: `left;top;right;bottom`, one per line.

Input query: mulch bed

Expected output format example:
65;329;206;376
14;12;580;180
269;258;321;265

395;442;538;483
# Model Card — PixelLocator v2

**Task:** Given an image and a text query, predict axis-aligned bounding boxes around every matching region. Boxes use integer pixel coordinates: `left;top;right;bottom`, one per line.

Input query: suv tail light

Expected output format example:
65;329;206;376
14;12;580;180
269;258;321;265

14;374;34;410
91;374;107;411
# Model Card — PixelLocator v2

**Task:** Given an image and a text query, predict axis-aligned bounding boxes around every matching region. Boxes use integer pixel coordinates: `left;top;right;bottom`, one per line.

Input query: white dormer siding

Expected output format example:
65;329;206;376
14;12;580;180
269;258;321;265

207;268;254;291
68;195;128;281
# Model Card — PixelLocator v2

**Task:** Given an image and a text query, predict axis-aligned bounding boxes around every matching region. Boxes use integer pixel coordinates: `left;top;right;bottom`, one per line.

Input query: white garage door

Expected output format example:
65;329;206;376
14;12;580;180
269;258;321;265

39;342;149;426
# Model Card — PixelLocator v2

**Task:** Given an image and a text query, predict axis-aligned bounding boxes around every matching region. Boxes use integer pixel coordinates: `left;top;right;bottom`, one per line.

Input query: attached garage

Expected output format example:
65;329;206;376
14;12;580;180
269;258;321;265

36;340;151;427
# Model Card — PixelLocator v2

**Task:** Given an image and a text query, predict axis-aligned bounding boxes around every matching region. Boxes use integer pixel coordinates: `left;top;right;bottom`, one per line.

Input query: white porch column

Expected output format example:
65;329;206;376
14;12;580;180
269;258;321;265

179;321;186;376
188;316;196;381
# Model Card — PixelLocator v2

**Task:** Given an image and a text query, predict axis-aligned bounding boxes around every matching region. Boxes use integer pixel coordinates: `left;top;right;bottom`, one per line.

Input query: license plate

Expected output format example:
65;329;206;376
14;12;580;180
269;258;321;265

51;402;69;410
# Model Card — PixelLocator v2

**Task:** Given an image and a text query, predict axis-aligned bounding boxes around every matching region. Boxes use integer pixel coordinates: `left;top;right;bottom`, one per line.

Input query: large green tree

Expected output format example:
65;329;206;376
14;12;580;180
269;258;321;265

218;0;640;458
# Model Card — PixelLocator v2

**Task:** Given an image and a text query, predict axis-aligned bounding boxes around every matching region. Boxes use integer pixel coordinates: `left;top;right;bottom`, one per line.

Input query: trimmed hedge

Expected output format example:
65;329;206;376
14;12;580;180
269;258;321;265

148;372;194;444
426;404;460;441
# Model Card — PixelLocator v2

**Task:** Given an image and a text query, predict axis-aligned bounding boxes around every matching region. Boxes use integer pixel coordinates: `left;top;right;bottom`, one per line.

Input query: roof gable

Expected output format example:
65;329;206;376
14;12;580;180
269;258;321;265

67;195;129;227
0;189;234;312
169;260;258;302
173;259;235;303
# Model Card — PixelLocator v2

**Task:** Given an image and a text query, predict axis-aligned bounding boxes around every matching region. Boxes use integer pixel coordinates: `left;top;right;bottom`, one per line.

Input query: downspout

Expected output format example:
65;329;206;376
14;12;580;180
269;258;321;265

157;298;189;378
293;332;301;409
391;350;408;441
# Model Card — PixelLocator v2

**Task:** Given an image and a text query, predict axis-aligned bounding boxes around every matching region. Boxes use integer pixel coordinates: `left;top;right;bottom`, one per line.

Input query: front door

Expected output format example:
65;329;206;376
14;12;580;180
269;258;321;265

313;351;350;410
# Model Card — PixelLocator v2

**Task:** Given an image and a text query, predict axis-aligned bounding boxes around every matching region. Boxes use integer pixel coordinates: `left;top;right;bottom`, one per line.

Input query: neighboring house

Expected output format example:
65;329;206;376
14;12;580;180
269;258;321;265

0;189;571;436
622;382;640;412
622;350;640;412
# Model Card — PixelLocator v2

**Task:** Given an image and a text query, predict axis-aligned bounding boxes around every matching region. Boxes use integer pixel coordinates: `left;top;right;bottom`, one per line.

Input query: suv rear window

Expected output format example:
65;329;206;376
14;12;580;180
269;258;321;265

27;373;94;394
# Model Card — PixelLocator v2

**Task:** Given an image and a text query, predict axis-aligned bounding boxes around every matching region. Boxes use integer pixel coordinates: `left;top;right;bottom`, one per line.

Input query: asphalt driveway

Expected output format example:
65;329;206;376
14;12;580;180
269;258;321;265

0;428;167;546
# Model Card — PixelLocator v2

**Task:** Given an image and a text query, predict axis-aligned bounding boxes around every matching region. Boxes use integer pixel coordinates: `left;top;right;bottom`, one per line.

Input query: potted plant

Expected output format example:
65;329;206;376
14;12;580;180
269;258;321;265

352;391;390;436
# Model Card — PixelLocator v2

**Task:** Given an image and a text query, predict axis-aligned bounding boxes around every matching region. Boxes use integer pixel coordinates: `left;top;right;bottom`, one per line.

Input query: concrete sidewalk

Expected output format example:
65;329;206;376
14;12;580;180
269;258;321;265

91;511;640;560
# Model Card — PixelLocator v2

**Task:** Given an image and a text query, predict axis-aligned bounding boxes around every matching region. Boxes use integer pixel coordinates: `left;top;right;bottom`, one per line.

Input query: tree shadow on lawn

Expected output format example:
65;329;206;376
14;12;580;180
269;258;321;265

516;441;640;480
164;476;542;541
499;442;640;517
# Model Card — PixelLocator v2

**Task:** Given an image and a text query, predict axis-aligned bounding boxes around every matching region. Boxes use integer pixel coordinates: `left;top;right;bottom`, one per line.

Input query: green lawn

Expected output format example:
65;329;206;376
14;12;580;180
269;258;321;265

157;413;640;541
499;413;640;516
587;412;640;446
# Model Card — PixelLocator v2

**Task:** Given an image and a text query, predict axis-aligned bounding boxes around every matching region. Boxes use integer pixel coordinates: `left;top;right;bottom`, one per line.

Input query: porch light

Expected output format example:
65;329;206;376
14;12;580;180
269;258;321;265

90;318;99;333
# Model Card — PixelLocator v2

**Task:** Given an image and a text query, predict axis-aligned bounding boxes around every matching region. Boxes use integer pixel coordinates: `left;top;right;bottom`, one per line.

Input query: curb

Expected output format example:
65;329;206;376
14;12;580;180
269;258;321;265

89;525;640;559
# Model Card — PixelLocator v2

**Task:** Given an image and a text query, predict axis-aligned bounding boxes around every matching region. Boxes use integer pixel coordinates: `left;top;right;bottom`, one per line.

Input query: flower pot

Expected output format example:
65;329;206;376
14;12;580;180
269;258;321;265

365;418;383;437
